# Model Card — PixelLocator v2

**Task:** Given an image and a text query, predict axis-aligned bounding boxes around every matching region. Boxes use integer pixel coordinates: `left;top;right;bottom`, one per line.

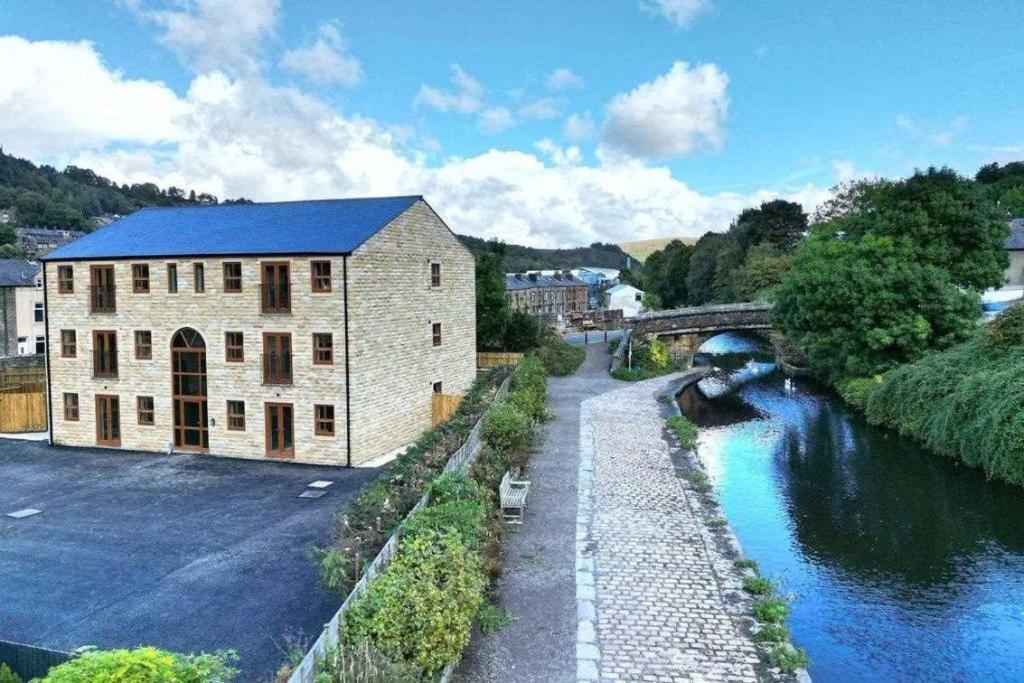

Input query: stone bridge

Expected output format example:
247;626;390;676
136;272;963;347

629;302;806;370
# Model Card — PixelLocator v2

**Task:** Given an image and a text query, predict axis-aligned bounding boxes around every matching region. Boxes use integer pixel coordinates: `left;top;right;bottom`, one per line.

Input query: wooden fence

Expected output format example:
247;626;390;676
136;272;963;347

0;365;46;391
431;392;464;426
0;390;47;432
476;351;524;369
0;640;71;680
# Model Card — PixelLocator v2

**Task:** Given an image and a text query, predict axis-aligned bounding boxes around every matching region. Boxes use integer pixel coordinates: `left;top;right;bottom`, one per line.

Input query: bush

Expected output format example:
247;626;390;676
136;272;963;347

343;533;486;677
986;302;1024;348
752;596;790;624
482;401;533;468
511;354;547;395
37;647;238;683
507;385;546;422
0;664;21;683
315;640;421;682
836;376;882;412
666;415;699;451
768;643;810;673
752;623;790;644
536;338;585;376
742;576;775;596
612;338;679;381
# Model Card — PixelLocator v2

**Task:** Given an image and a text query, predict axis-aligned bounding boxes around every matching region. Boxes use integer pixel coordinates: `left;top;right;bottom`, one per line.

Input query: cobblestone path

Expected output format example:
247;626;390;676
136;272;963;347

578;375;760;682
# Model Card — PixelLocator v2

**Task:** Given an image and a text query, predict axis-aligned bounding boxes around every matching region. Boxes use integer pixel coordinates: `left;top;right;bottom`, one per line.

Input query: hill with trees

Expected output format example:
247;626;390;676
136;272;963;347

457;234;631;272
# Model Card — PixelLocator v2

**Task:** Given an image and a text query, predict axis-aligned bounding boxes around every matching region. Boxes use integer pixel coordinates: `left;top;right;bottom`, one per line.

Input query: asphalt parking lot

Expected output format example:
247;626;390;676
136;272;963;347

0;439;378;680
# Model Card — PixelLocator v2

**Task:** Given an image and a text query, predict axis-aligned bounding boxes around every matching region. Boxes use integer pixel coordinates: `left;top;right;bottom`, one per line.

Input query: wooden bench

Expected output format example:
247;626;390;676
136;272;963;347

499;471;531;524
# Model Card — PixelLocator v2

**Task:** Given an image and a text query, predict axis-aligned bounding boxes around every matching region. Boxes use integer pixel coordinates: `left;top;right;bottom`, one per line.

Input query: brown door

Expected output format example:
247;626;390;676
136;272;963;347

265;402;294;458
171;328;209;451
95;394;121;446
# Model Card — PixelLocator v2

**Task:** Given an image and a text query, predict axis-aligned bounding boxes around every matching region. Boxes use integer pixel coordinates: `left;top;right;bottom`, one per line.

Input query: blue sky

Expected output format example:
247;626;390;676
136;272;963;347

1;0;1022;246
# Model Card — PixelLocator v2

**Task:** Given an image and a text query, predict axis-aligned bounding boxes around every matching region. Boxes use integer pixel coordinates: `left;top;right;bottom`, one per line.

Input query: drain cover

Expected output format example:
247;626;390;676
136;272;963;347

299;490;327;499
7;508;41;519
307;480;334;489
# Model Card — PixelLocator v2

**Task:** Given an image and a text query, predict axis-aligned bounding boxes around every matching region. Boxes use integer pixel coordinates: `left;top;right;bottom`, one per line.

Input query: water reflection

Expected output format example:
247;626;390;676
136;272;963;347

677;333;1024;682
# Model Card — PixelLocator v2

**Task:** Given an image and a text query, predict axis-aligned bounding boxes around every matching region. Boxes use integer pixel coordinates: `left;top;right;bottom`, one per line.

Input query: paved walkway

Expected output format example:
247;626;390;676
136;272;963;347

457;345;761;682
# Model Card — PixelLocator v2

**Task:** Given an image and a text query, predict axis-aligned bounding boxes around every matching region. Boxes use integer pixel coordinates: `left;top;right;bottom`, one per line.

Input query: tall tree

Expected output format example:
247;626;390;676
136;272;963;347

734;199;808;253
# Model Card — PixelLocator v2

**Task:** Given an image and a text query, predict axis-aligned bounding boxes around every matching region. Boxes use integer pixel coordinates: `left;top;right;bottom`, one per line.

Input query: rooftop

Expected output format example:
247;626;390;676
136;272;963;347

1006;218;1024;250
0;259;40;287
42;196;423;261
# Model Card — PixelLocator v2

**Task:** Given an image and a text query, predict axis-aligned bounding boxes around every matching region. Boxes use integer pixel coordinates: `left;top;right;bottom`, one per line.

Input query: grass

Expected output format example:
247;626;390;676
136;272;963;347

752;596;790;624
686;470;712;493
536;338;585;376
708;517;729;529
742;576;775;596
768;643;810;673
476;603;514;635
752;623;790;644
666;414;699;450
734;558;759;571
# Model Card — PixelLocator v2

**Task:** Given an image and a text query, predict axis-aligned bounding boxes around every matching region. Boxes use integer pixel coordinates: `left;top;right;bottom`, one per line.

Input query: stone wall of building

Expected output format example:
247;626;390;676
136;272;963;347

0;287;18;356
346;200;477;464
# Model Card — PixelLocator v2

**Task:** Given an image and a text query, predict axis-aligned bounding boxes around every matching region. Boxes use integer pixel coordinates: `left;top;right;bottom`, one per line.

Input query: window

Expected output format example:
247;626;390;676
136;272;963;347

34;336;44;354
132;264;150;293
93;330;118;378
433;381;443;394
312;333;333;365
33;303;43;323
90;265;116;313
226;400;246;431
635;293;643;302
261;262;291;313
262;332;293;385
95;394;120;446
311;260;331;292
137;396;155;426
225;332;244;362
135;330;152;360
60;330;76;358
430;262;441;288
223;262;242;293
315;404;335;436
63;393;79;421
58;266;74;293
167;264;178;293
194;263;205;293
432;322;442;347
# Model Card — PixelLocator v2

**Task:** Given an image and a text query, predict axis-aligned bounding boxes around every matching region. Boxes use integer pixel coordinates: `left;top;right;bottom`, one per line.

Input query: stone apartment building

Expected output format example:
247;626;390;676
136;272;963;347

505;271;588;322
0;260;45;356
42;196;476;466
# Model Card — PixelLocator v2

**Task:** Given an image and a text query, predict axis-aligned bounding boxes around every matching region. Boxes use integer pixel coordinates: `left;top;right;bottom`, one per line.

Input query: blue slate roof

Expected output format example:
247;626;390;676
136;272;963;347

42;196;423;260
1006;218;1024;250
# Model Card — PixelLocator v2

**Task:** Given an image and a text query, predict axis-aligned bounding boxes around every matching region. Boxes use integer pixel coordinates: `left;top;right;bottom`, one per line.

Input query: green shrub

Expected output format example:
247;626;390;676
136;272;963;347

0;664;21;683
687;470;712;492
343;533;486;677
836;376;881;412
666;415;699;451
752;596;790;624
734;558;758;571
507;385;547;422
752;623;790;644
612;339;679;381
476;604;514;634
511;354;547;394
768;643;810;673
482;401;533;467
742;576;775;596
37;647;238;683
315;640;420;682
536;338;585;376
986;302;1024;348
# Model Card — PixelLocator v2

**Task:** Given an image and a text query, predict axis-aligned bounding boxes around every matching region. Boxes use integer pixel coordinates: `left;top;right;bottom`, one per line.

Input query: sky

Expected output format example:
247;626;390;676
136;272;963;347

0;0;1022;248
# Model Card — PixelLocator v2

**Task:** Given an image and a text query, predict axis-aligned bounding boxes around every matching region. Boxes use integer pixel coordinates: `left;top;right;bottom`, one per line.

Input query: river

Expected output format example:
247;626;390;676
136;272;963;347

676;333;1024;682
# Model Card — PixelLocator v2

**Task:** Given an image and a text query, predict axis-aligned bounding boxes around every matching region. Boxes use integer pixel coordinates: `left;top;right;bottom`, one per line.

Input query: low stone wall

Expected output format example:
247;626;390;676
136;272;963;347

287;375;512;683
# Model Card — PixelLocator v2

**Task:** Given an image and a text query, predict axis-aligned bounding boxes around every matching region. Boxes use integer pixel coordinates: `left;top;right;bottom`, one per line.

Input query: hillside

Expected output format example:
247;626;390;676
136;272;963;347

618;236;697;262
457;234;631;271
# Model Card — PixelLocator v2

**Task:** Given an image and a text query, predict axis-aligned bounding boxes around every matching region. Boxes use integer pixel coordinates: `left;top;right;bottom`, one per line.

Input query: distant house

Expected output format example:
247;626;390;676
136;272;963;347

16;227;87;260
0;260;45;356
41;196;476;466
0;209;12;225
982;218;1024;314
572;267;620;309
505;271;589;323
604;283;645;319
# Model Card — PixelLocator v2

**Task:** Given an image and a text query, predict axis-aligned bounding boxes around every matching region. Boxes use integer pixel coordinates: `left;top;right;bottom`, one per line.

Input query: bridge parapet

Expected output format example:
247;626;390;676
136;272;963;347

630;302;772;336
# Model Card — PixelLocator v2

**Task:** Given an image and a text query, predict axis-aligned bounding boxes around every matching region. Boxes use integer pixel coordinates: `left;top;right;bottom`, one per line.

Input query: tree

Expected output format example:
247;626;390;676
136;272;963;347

815;168;1008;290
685;232;729;305
738;244;790;301
773;233;978;382
475;241;511;351
734;199;808;253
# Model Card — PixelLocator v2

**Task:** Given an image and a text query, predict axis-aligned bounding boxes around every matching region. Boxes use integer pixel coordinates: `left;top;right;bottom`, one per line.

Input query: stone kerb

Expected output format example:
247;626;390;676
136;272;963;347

287;374;512;683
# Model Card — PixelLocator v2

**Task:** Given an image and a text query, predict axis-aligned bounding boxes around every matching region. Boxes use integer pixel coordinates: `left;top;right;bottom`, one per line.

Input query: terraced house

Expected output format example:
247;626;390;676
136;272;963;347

41;196;476;466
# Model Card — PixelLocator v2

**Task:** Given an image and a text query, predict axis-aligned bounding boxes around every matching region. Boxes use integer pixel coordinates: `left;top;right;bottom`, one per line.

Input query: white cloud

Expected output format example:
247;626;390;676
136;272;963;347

134;0;280;73
4;36;830;249
0;35;185;155
546;67;584;91
563;112;596;141
640;0;711;28
601;61;729;158
518;98;563;120
478;106;516;134
414;63;484;114
895;113;969;147
280;22;362;87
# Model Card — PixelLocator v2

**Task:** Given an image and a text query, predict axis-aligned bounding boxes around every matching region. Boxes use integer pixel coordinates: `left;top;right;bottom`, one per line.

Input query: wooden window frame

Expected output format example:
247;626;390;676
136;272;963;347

262;332;293;385
92;330;118;379
312;332;333;365
432;322;442;347
57;265;74;294
63;392;79;421
226;400;246;431
89;265;116;313
135;330;153;360
137;395;155;426
167;263;178;293
260;261;291;314
223;262;243;293
95;394;121;447
131;263;150;293
430;262;442;288
60;329;76;358
311;260;332;293
194;262;205;293
264;402;295;458
225;331;244;363
314;404;335;436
